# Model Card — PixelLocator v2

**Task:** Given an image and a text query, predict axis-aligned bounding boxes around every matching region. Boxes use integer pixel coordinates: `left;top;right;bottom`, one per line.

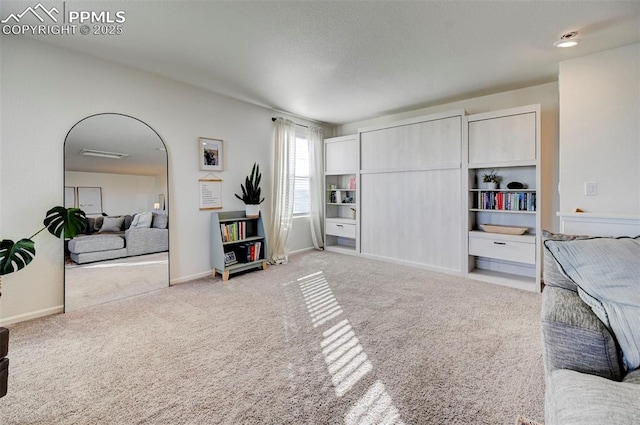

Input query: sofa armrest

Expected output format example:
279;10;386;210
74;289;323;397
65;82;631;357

541;286;623;381
125;228;168;257
545;369;640;425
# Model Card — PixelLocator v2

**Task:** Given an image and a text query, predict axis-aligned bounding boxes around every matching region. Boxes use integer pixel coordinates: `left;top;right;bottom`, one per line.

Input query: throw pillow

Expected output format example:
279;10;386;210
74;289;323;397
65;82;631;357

542;230;590;292
131;211;153;228
99;216;124;233
152;213;168;229
544;236;640;370
123;215;134;230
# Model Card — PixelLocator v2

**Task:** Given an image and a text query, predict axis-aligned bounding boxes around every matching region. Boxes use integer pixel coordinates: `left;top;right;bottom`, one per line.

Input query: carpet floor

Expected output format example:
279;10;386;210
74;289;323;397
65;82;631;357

0;250;544;424
64;252;169;311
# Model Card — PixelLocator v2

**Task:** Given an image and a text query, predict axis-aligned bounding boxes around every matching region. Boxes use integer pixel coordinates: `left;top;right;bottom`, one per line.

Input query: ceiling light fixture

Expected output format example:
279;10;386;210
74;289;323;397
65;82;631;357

554;31;580;48
79;149;130;159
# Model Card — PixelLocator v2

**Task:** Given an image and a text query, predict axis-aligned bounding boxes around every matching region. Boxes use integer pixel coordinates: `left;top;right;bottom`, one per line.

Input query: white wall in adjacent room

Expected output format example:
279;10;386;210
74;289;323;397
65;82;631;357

0;37;329;324
558;43;640;215
65;171;158;216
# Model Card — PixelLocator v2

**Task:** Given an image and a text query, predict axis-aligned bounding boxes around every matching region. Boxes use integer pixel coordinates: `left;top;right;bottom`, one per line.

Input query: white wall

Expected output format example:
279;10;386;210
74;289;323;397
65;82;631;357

558;43;640;215
65;171;158;216
337;82;560;233
0;37;329;324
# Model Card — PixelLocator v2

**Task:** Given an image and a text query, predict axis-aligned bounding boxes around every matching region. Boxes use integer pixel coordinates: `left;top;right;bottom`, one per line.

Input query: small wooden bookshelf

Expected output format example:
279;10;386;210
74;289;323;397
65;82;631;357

210;211;268;281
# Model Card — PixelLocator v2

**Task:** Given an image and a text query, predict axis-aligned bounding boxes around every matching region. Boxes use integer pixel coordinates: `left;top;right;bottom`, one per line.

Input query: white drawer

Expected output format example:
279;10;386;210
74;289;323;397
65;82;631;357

326;221;356;239
469;235;535;264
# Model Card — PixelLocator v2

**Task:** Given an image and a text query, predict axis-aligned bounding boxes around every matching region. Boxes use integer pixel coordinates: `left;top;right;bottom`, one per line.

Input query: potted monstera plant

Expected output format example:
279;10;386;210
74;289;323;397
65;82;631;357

0;206;87;297
234;162;265;218
0;205;86;398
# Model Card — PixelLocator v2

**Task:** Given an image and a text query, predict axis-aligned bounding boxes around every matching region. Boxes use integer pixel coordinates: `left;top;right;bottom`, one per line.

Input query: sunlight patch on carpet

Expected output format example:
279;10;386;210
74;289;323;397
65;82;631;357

345;380;405;425
298;271;404;423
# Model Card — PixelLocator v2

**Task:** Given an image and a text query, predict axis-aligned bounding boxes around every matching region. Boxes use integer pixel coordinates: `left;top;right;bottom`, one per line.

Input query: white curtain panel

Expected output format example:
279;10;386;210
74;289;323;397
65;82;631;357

308;127;325;249
267;118;297;264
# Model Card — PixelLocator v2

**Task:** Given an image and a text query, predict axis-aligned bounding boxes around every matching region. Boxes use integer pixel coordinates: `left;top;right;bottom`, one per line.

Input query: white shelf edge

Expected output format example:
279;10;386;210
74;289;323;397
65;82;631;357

470;209;536;214
325;171;357;176
470;189;536;192
468;160;536;169
469;230;536;242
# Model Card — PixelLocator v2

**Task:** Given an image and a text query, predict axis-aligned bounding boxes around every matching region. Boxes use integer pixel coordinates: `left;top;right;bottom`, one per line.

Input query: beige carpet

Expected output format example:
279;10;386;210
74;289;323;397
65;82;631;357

65;252;169;311
1;250;544;424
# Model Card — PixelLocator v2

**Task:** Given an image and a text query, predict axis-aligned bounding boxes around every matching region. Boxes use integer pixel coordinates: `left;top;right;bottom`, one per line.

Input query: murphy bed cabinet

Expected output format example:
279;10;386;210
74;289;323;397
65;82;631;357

210;211;268;281
324;135;359;254
465;104;542;292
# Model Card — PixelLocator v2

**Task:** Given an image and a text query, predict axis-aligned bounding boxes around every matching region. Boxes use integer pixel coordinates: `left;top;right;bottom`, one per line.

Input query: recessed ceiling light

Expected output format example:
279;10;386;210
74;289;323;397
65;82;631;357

554;31;580;48
79;149;130;159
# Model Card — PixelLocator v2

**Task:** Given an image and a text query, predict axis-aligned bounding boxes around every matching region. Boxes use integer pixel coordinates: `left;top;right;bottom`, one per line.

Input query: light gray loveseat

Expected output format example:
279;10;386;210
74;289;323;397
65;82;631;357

68;213;168;264
541;232;640;425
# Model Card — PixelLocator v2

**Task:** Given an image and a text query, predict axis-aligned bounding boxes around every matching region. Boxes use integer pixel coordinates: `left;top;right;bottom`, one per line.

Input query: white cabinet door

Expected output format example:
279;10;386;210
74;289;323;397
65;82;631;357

325;136;357;173
468;112;536;164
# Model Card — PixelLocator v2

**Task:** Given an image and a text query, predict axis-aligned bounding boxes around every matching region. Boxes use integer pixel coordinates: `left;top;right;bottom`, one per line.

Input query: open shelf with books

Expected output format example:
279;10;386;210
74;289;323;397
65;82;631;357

210;211;268;281
465;105;542;292
324;135;358;254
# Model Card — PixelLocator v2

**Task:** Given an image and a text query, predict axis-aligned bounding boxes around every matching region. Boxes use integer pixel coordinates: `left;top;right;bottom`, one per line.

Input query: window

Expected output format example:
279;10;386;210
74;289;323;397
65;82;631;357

293;135;310;215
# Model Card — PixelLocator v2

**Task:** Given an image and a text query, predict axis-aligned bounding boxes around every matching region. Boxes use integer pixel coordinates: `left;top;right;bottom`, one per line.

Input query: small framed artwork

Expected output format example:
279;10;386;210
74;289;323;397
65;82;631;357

199;178;223;210
64;186;76;208
77;187;103;215
199;137;224;171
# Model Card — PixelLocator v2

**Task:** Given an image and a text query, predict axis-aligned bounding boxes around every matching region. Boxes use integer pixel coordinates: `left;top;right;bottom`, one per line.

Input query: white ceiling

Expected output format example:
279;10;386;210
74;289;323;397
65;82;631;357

9;1;640;125
65;114;167;176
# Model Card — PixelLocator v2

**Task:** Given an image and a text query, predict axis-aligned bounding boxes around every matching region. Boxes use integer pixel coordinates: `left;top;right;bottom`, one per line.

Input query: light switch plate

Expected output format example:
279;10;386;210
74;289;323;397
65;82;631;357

585;182;597;196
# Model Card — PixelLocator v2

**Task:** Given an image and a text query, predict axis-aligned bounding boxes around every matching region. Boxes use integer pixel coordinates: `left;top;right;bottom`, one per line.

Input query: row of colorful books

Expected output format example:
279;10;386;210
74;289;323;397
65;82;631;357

476;191;536;211
236;241;262;263
220;221;247;242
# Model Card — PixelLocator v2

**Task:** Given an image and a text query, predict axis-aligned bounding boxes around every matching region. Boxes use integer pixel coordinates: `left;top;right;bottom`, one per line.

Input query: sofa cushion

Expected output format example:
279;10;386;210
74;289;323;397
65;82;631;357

99;216;124;232
131;211;153;228
68;234;125;254
544;236;640;370
546;369;640;425
152;213;168;229
623;368;640;384
541;230;589;292
541;286;623;381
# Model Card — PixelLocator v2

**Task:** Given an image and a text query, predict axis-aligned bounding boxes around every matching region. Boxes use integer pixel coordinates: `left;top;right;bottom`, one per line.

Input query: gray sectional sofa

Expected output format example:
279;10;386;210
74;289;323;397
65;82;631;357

68;212;168;264
541;232;640;424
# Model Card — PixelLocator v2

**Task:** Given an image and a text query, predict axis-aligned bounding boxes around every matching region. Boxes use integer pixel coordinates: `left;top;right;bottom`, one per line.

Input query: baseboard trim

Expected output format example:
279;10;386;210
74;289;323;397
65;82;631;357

0;305;64;326
290;246;316;255
170;270;213;285
358;253;463;277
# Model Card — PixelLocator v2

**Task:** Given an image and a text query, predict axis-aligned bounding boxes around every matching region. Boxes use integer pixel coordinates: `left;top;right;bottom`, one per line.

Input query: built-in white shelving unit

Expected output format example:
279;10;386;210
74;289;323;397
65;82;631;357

324;135;359;254
465;104;542;292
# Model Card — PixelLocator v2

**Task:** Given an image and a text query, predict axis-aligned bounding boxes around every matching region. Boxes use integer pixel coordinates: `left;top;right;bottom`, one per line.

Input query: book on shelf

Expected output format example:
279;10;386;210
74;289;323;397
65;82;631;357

348;176;356;190
475;191;536;211
236;241;262;263
219;221;247;242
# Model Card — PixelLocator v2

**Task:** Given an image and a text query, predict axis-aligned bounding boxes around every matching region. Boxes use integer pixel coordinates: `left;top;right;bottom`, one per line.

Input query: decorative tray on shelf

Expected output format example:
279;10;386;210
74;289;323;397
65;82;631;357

480;224;528;235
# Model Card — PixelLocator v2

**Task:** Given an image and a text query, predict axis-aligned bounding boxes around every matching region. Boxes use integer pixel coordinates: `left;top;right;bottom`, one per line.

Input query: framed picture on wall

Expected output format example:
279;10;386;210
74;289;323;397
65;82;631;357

77;187;103;215
64;186;76;208
199;137;224;171
199;178;223;210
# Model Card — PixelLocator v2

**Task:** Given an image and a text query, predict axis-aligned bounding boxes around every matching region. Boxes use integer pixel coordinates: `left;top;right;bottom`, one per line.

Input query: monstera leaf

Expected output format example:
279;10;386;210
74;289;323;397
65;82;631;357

43;206;87;239
0;238;36;276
